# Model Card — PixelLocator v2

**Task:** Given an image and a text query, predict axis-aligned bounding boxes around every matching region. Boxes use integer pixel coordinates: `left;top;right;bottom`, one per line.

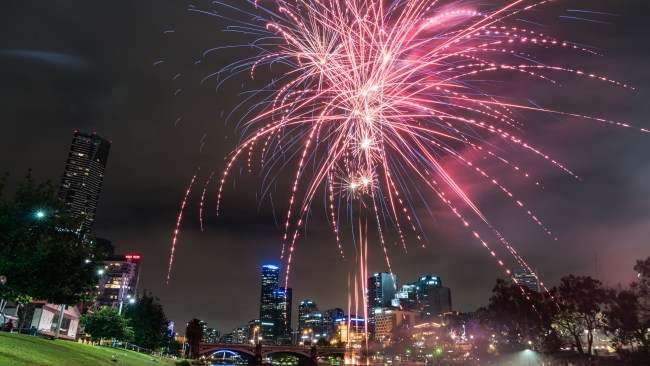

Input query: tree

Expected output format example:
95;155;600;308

478;279;555;353
551;275;611;356
631;256;650;354
81;306;134;343
167;339;184;357
124;290;169;351
186;318;204;359
605;290;643;352
604;257;650;362
0;171;106;304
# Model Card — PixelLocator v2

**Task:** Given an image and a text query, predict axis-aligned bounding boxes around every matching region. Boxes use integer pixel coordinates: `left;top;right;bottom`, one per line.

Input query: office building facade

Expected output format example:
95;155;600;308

95;254;142;308
259;264;292;343
395;275;452;318
367;272;398;338
59;131;111;229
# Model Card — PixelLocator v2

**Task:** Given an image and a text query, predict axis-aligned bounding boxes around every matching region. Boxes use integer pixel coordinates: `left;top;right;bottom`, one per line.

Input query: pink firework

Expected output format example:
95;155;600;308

167;0;643;286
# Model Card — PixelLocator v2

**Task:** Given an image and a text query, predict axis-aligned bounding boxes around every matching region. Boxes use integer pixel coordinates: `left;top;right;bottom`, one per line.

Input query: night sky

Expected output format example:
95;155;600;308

1;0;649;333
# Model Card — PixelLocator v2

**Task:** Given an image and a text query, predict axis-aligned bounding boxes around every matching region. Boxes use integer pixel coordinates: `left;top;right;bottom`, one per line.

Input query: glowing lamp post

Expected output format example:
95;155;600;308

118;295;135;315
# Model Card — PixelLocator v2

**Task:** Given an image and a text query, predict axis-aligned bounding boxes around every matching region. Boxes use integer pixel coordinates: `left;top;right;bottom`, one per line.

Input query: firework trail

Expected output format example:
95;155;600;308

166;0;643;287
167;170;198;283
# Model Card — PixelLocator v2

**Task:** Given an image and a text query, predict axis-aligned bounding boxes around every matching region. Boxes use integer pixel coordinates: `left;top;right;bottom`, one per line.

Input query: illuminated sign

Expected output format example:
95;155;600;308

125;255;141;260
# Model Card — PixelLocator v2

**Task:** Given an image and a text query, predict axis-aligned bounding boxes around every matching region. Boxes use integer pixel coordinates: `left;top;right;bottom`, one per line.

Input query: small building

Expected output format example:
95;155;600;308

22;302;82;340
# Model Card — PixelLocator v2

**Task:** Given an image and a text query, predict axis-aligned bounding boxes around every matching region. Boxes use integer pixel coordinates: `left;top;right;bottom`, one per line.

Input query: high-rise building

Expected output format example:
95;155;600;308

512;268;541;293
298;299;319;331
203;328;221;343
297;299;324;344
258;264;292;343
396;275;452;318
259;264;280;342
274;286;292;340
322;308;345;340
367;272;398;338
95;254;142;309
59;131;111;230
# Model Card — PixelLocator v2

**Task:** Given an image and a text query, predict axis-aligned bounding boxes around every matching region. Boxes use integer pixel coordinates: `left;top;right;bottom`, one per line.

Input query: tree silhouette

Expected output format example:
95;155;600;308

124;290;169;350
186;318;204;359
551;275;611;356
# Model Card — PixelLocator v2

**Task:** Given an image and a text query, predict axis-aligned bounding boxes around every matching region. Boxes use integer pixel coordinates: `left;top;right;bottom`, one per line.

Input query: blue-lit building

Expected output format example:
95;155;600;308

260;264;279;342
258;264;292;343
275;286;292;342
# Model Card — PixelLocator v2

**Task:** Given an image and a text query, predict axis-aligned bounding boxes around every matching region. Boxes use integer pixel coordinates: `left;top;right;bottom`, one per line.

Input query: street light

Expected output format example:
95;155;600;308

118;295;136;315
252;326;260;345
35;210;45;219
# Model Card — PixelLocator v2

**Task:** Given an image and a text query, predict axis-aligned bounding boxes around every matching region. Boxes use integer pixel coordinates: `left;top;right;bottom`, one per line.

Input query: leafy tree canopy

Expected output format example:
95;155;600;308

124;290;170;351
0;171;106;304
81;306;134;343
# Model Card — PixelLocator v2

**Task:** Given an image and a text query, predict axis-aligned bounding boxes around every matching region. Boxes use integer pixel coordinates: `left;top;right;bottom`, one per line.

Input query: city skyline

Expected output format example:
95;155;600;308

1;0;650;333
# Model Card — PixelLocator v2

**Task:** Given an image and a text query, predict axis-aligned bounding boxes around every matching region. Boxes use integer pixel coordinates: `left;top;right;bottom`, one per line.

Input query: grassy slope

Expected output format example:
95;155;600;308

0;332;179;366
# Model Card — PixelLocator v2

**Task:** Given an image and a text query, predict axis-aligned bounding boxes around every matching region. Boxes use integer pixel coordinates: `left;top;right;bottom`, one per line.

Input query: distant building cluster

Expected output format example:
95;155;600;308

366;272;452;341
202;265;458;346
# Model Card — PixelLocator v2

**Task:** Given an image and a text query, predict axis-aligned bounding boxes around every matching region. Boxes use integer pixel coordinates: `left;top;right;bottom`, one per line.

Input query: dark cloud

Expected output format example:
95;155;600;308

1;0;649;334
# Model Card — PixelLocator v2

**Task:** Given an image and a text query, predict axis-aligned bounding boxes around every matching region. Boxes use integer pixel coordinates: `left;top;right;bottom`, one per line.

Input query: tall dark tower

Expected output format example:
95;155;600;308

275;286;292;340
367;272;397;338
59;131;111;229
260;264;280;342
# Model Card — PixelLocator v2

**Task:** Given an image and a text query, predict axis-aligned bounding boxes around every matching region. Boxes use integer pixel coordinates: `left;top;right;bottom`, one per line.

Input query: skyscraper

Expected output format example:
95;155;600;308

367;272;398;338
298;299;323;343
275;286;292;339
59;131;111;229
259;264;292;343
259;264;280;342
512;268;541;293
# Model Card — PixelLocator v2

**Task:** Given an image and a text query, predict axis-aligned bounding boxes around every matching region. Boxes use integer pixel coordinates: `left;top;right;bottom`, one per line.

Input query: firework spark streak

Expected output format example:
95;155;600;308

166;0;644;287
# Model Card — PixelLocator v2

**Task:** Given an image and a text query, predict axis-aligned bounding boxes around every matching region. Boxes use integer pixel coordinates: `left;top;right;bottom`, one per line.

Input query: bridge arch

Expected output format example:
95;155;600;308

263;349;311;358
199;346;256;358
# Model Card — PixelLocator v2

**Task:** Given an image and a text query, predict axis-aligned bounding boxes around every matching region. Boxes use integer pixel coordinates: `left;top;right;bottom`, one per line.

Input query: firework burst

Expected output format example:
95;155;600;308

166;0;643;290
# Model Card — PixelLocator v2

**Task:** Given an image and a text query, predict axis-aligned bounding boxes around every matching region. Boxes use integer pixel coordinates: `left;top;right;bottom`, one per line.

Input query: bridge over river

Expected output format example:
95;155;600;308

199;343;348;366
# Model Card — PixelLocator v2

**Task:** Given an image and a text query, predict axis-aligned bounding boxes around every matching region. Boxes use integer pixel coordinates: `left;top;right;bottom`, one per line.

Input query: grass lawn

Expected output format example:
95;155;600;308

0;332;181;366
